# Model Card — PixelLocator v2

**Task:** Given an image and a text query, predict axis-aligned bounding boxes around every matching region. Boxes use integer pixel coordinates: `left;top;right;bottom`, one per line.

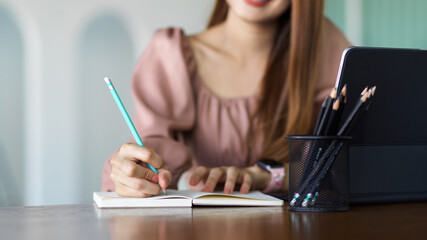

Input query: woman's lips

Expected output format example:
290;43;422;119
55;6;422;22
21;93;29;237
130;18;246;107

244;0;272;7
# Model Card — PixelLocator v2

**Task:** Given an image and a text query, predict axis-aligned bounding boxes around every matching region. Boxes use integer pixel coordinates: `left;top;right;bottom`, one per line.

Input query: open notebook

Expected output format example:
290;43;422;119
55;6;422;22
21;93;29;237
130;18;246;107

94;190;284;208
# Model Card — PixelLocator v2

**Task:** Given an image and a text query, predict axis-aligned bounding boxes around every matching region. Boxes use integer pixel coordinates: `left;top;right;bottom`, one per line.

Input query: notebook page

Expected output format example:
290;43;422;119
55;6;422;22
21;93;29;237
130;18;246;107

165;190;284;206
191;191;284;206
166;190;280;200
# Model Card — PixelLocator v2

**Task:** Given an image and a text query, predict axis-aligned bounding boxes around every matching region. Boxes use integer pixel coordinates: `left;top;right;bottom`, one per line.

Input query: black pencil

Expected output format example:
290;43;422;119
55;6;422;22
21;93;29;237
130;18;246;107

343;88;372;135
337;89;370;136
313;96;329;134
337;85;347;126
325;96;342;135
316;88;337;135
340;84;347;105
365;86;376;111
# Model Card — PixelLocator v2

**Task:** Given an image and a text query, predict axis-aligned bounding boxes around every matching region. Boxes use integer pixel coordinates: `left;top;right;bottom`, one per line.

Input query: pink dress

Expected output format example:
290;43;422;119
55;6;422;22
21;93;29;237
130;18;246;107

102;28;334;191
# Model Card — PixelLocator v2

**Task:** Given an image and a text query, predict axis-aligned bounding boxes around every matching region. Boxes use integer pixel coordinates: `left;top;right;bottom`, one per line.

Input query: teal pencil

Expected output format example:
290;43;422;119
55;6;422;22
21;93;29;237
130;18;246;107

104;77;159;174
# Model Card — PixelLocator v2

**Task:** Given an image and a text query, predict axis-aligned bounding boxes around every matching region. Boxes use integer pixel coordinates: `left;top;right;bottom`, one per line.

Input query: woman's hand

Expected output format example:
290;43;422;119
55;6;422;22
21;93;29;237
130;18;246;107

188;165;271;194
110;143;172;197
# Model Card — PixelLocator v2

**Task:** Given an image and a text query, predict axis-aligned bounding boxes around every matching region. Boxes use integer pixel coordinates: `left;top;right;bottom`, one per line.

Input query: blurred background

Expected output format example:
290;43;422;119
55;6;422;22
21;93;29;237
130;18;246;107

1;0;426;206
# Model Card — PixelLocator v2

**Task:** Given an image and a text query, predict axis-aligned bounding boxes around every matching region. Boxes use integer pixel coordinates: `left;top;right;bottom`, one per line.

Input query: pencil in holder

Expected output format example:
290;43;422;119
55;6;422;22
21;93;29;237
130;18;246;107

286;135;351;212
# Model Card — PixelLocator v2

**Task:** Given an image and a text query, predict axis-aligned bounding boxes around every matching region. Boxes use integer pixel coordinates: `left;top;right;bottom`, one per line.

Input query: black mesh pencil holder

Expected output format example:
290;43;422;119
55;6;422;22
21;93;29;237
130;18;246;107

286;135;351;212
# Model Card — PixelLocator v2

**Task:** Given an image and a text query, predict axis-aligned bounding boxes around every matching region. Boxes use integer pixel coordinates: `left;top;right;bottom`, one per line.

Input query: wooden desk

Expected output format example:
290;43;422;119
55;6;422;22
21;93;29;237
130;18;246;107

0;203;426;240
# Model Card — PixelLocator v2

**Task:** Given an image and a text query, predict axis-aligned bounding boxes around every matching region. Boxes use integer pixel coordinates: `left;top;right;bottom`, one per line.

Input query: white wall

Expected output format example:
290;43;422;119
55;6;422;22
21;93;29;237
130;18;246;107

0;5;24;206
0;0;215;206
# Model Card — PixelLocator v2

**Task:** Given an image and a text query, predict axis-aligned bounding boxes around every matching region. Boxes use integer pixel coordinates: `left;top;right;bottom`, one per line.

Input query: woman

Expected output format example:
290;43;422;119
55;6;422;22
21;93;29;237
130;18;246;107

102;0;350;197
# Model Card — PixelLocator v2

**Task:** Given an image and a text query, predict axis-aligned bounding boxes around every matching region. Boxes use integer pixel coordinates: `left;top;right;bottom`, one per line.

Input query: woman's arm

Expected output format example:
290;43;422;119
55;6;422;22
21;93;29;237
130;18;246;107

102;28;197;194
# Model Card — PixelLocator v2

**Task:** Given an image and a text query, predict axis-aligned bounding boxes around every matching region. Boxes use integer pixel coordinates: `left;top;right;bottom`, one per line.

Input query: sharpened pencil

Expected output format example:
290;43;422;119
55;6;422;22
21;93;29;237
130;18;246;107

325;96;341;135
337;90;370;136
313;96;328;134
345;88;373;135
316;88;337;135
104;77;159;175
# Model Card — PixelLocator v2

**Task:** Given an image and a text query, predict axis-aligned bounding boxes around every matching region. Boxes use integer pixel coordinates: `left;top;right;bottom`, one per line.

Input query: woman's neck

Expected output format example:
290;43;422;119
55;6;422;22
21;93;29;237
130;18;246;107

220;10;277;60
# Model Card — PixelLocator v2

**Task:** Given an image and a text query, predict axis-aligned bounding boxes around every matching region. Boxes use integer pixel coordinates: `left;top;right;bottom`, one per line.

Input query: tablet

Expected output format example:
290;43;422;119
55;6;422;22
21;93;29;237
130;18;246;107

335;47;427;204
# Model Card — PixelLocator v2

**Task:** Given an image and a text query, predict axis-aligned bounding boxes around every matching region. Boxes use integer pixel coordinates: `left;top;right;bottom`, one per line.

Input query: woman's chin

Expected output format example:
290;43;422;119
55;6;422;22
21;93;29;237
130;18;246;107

244;0;273;8
230;9;283;25
227;0;290;24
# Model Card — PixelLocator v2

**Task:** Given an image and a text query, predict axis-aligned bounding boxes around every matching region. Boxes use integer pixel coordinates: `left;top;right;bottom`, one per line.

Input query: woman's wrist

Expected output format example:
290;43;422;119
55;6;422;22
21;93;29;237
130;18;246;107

263;167;285;193
251;161;286;193
246;165;271;191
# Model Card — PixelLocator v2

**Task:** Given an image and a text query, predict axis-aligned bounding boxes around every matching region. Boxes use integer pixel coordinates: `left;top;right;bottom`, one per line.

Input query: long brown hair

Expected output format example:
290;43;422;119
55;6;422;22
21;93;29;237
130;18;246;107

208;0;324;162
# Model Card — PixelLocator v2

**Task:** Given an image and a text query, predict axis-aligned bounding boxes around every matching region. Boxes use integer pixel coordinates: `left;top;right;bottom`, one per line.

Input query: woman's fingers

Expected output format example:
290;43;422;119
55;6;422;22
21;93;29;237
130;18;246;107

224;167;239;194
115;181;158;198
189;166;209;186
239;171;252;194
189;166;253;193
118;143;163;169
203;167;225;192
111;167;161;195
110;143;173;198
158;168;172;192
112;156;159;183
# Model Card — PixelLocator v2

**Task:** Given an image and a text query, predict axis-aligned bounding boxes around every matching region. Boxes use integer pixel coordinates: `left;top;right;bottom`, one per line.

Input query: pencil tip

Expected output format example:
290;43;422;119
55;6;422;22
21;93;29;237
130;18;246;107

372;86;377;96
341;85;347;96
361;87;368;95
330;87;338;98
321;96;328;106
361;91;369;102
333;99;340;110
